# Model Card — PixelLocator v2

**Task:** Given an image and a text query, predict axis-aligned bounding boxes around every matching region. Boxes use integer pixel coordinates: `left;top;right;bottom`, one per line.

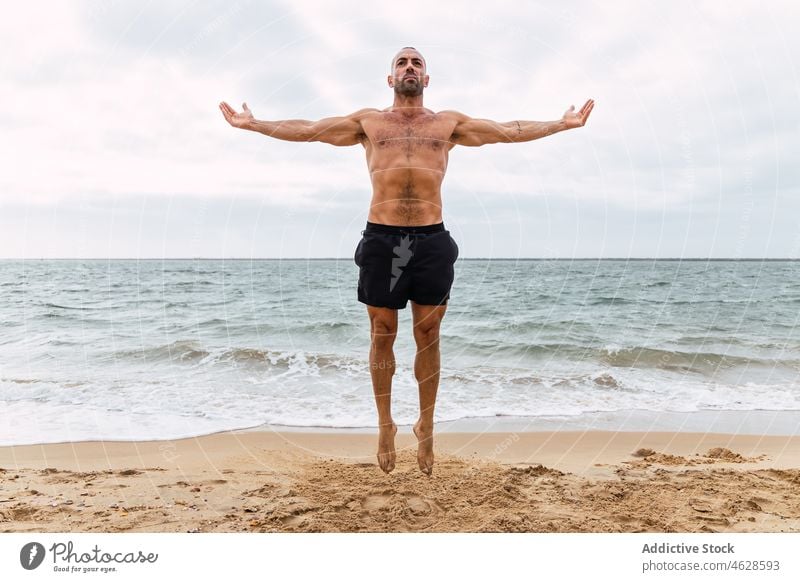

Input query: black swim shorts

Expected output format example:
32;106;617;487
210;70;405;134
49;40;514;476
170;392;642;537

353;221;459;309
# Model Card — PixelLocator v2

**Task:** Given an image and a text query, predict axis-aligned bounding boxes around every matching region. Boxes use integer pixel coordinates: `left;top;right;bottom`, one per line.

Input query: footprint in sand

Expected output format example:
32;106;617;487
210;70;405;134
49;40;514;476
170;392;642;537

277;502;319;527
361;494;389;511
242;483;286;499
405;496;435;515
358;492;442;518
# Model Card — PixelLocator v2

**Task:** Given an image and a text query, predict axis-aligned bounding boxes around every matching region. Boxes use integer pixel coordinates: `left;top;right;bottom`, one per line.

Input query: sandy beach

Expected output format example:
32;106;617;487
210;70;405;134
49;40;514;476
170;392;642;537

1;426;799;533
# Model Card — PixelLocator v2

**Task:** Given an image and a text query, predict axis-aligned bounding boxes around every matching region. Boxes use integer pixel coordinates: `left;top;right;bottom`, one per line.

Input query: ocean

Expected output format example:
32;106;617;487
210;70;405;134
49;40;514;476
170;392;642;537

1;259;799;445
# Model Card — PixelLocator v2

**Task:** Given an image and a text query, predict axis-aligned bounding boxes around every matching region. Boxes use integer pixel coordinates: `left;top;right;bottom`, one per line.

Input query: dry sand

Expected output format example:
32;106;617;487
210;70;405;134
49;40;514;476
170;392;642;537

1;429;799;533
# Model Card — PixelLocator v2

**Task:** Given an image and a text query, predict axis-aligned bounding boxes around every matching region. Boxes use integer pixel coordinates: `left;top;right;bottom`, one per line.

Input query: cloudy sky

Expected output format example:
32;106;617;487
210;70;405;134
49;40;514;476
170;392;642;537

1;0;798;258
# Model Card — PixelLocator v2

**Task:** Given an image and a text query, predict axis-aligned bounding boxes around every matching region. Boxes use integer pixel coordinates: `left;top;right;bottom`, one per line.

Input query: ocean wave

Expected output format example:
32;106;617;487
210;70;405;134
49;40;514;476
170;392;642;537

219;347;363;373
110;341;365;373
113;340;211;362
661;298;767;305
172;280;218;287
597;346;799;373
445;336;800;373
42;302;103;311
442;368;625;391
1;377;44;385
587;296;640;305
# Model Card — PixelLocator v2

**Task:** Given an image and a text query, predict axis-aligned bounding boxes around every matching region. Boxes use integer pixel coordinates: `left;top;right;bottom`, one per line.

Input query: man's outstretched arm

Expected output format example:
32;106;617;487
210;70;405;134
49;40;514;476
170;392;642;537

445;99;594;147
219;101;377;146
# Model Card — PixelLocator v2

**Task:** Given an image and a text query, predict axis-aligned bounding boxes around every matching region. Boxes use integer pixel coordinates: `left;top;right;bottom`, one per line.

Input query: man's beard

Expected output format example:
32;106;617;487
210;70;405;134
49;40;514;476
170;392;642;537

394;77;423;97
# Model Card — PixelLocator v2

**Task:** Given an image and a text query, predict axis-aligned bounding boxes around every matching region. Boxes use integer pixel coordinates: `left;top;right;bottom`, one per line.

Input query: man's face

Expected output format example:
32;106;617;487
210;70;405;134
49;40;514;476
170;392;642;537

388;50;428;97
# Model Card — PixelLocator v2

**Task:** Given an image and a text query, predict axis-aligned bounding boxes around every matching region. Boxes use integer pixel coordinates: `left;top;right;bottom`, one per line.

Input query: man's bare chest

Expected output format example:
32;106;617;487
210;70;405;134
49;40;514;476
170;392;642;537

363;115;455;152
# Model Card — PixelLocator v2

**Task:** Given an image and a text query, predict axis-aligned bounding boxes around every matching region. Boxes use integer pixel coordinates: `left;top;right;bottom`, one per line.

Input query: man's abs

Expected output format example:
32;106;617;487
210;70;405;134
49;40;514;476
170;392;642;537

367;195;443;226
367;165;445;226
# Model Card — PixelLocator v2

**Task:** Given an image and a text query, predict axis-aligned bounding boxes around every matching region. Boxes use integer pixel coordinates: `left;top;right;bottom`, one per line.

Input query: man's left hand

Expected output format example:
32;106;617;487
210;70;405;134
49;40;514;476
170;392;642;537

563;99;595;129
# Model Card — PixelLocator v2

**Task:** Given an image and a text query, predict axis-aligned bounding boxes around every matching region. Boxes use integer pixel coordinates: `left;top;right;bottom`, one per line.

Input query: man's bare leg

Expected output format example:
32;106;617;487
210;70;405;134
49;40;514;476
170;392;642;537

411;301;447;476
367;306;399;473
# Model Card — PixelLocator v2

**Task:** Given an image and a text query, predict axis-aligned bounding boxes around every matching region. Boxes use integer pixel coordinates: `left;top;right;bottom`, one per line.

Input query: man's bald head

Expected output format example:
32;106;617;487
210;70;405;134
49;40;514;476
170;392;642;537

390;47;426;73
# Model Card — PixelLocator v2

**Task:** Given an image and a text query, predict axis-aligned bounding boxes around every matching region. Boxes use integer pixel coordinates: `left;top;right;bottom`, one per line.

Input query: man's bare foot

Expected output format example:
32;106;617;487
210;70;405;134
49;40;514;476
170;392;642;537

377;422;398;474
413;420;434;476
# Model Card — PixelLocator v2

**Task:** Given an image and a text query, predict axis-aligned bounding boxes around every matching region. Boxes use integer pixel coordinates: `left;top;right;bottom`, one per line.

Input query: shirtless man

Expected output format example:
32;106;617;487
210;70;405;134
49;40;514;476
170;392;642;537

219;47;594;476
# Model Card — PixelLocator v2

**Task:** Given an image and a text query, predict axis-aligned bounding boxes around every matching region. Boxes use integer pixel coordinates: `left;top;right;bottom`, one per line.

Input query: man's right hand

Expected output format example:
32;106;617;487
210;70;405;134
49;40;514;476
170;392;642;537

219;101;254;129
